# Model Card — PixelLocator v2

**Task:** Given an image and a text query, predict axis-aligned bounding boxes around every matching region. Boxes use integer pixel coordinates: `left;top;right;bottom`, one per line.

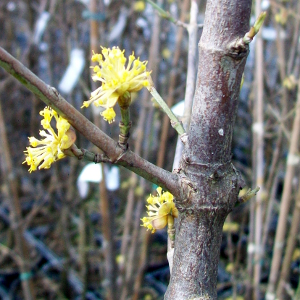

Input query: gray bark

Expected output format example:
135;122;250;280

165;1;252;299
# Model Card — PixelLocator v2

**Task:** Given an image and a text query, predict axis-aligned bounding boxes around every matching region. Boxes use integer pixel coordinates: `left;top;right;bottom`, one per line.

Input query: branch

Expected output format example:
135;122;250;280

228;12;266;54
0;47;180;196
183;1;251;165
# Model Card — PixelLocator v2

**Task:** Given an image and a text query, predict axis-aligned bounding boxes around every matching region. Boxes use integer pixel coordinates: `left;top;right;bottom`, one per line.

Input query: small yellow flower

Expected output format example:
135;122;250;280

223;222;239;233
82;46;150;122
23;107;75;172
283;75;297;90
133;1;145;12
141;187;178;233
101;107;116;124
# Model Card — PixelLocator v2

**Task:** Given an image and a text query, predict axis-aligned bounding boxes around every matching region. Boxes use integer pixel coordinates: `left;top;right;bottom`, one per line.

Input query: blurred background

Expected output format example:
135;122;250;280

0;0;300;299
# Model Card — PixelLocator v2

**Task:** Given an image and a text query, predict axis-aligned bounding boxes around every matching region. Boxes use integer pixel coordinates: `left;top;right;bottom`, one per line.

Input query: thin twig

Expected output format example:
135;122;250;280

253;2;265;297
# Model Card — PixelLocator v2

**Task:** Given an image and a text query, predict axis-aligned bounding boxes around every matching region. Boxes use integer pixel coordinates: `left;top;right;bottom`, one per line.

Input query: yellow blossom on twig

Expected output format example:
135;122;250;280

23;107;75;172
141;187;178;233
82;46;150;123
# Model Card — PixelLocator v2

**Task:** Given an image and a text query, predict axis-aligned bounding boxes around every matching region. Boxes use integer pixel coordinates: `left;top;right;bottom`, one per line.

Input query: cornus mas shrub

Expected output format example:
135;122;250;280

0;1;268;299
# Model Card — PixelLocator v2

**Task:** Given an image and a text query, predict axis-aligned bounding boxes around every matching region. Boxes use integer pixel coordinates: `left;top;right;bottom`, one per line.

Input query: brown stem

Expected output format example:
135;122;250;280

132;231;151;300
79;207;88;298
99;164;117;300
123;197;144;295
253;1;264;298
119;185;136;299
262;173;280;257
277;184;300;298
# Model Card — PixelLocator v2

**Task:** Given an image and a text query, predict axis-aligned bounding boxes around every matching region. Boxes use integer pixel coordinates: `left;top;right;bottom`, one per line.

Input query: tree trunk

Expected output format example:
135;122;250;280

0;0;254;298
165;1;252;299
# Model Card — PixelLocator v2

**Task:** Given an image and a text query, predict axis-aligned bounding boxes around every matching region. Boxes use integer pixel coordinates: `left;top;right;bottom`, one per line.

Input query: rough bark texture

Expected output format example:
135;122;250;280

165;1;252;299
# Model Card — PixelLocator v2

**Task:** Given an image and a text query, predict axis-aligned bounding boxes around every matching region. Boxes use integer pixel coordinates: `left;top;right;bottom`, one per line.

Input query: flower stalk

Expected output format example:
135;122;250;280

167;215;176;248
118;92;132;148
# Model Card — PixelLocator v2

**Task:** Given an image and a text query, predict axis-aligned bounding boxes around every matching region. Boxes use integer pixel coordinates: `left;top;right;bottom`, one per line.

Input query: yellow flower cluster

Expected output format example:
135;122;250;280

141;187;178;233
82;46;150;123
23;107;75;172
